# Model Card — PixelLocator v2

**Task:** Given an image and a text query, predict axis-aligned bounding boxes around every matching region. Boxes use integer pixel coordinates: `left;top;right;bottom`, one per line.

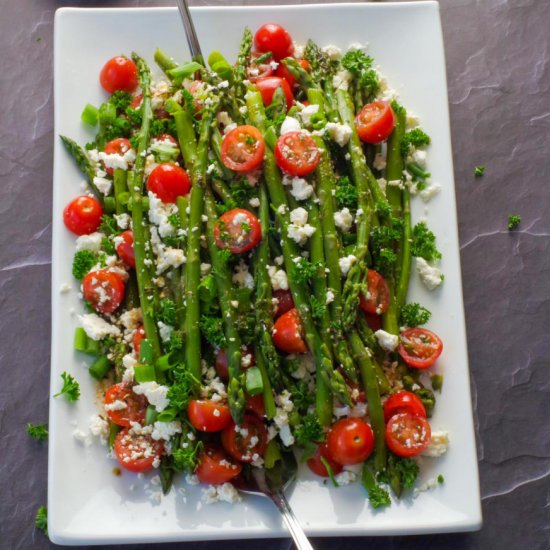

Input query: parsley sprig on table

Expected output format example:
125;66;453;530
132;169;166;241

26;423;48;442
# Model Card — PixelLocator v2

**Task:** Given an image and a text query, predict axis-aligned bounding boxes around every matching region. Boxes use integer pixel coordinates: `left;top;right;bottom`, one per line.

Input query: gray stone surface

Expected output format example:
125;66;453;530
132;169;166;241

1;0;548;548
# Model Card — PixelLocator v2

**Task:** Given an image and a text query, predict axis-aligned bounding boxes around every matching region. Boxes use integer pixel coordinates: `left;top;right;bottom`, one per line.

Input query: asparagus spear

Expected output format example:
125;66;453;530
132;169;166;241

234;27;253;102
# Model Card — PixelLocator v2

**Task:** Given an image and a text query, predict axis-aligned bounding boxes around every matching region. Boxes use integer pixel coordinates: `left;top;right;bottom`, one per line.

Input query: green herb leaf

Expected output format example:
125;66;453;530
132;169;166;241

172;439;204;473
474;165;485;177
54;372;80;402
294;414;324;447
400;302;432;327
400;128;431;157
341;50;373;75
72;250;97;280
26;423;48;442
411;222;442;262
508;214;521;230
35;506;48;535
335;176;358;210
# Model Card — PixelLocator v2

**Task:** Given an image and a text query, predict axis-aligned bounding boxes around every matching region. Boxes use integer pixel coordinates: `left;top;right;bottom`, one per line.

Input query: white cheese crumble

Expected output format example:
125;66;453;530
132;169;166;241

283;175;314;201
151;420;182;441
104;400;127;412
423;430;449;457
248;197;260;208
332;70;352;91
267;265;289;291
148;191;178;238
420;182;442;203
80;313;121;341
93;176;112;195
373;153;387;171
321;44;342;60
133;382;170;412
326;290;335;304
98;148;136;171
299;104;319;127
75;232;103;253
338;254;357;276
375;329;399;352
59;283;72;294
334;470;357;486
202;482;242;504
325;123;352;147
290;207;308;226
280;116;302;135
157;321;173;342
334;208;354;232
89;415;109;443
415;257;443;290
287;223;316;246
114;213;131;230
232;259;254;289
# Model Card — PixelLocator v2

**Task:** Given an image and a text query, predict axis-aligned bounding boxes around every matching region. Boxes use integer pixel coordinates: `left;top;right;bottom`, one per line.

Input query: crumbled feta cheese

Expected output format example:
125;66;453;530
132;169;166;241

151;420;182;441
299;104;319;126
326;290;335;304
373;153;387;171
338;254;357;276
89;415;109;443
277;204;288;215
377;74;399;103
122;353;137;370
98;148;136;171
278;424;295;447
280;116;302;135
423;430;449;457
119;307;142;331
133;382;170;412
420;182;442;203
104;399;127;412
321;44;341;60
202;482;242;504
334;470;357;485
157;321;173;342
93;176;112;195
59;283;72;294
283;175;314;201
377;178;387;193
332;70;352;91
416;257;443;290
72;429;91;446
148;191;177;238
267;265;289;290
248;197;260;208
413;477;440;498
232;259;254;289
80;313;121;341
375;329;399;352
185;473;199;486
75;232;103;253
406;111;421;128
287;223;316;245
334;208;354;232
150;226;186;274
290;207;308;226
216;111;233;126
114;213;131;230
325;122;352;146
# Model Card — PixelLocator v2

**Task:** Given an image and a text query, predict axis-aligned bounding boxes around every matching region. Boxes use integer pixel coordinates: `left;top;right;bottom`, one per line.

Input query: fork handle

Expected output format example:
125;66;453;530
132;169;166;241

175;0;204;63
270;490;314;550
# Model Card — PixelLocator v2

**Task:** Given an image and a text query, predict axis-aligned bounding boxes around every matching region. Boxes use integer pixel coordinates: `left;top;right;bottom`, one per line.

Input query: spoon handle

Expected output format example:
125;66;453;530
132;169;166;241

270;490;314;550
175;0;204;62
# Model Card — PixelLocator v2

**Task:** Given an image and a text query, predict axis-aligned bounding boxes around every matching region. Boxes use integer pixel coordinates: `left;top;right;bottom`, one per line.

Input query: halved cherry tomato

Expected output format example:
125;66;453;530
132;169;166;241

273;289;294;318
82;269;125;315
130;94;143;110
133;326;146;355
246;394;266;418
364;312;382;332
214;208;262;254
147;163;191;203
255;77;294;111
326;418;374;466
359;269;391;315
275;59;309;88
385;412;431;457
383;391;427;423
398;328;443;369
188;400;232;432
272;308;308;354
307;443;343;478
99;56;138;94
254;24;294;61
115;230;135;269
221;414;268;463
195;444;242;485
63;195;103;235
247;52;275;83
104;382;148;427
221;125;265;173
114;428;164;473
274;131;320;177
103;138;133;176
355;101;396;144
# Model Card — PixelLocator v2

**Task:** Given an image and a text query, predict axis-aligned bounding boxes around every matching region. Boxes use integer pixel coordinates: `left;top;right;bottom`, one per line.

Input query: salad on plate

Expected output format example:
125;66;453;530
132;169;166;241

58;22;448;509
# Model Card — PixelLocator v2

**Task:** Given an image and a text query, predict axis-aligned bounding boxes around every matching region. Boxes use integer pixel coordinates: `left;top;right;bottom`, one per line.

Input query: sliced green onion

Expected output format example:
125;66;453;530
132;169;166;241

139;339;154;364
88;356;111;380
73;327;88;352
211;61;233;82
134;364;156;383
98;102;116;125
81;103;98;126
156;353;173;372
103;196;116;214
157;408;178;422
145;405;157;425
245;367;264;396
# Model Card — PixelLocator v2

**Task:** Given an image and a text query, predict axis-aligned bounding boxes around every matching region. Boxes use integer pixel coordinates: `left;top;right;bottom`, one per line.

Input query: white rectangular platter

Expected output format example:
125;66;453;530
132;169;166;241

50;3;481;544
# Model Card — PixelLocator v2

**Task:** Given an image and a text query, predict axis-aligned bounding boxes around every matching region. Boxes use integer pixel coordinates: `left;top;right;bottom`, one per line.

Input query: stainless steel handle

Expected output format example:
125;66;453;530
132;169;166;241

271;490;314;550
175;0;204;63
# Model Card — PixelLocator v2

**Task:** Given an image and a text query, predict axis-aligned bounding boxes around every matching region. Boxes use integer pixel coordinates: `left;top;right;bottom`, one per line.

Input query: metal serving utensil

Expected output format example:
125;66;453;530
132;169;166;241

173;3;313;547
234;451;314;550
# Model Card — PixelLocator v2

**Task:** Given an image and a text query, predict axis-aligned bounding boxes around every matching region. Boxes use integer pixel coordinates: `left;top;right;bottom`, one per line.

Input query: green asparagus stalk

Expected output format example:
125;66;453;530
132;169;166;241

234;27;253;102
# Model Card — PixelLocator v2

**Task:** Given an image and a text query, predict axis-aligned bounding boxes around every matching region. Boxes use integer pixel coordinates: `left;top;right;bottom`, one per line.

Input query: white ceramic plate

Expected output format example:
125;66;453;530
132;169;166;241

49;3;481;544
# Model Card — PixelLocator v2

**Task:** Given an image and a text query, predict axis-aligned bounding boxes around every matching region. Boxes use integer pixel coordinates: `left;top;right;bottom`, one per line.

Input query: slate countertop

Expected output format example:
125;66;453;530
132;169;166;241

1;1;548;549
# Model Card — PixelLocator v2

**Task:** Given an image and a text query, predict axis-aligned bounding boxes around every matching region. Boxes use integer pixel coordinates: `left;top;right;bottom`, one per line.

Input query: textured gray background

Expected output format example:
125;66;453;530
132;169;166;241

1;0;548;548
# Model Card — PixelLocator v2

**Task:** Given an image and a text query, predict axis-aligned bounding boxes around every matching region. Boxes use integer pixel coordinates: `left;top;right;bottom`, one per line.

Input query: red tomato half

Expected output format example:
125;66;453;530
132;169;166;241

104;382;148;427
326;418;375;466
247;52;275;83
398;328;443;369
82;270;125;315
221;125;265;173
383;391;427;423
188;400;232;433
273;289;294;318
355;101;396;144
99;56;138;94
130;94;143;110
195;444;242;485
254;24;294;62
245;394;266;418
115;230;135;269
63;195;103;236
275;59;309;88
359;269;390;315
221;415;268;463
133;326;146;355
307;443;343;478
274;131;320;177
385;413;431;458
114;428;164;473
147;163;191;203
215;348;255;381
256;77;294;111
364;312;382;332
103;138;133;176
214;208;262;254
272;308;308;354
